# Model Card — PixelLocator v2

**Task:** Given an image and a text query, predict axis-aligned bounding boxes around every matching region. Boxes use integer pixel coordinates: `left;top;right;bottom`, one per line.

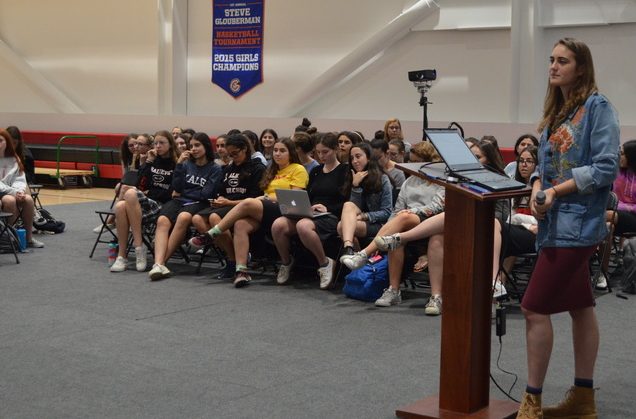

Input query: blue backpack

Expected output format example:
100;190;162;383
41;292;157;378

343;256;389;302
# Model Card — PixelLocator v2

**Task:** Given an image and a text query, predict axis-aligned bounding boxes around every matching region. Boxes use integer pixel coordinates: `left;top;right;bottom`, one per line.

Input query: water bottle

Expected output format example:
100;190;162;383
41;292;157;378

108;241;118;265
16;228;27;251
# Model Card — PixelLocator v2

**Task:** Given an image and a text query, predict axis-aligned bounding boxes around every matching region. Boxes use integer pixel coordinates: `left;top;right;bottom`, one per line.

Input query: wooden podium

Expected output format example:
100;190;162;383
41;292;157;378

395;163;530;419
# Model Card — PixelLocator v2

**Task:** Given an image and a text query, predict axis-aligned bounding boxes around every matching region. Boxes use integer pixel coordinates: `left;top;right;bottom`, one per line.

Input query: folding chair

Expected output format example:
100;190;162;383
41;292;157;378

89;208;118;258
0;212;20;264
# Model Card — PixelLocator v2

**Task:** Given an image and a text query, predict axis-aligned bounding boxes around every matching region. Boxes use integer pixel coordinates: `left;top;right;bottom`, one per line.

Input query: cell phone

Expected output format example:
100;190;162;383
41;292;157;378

368;254;383;264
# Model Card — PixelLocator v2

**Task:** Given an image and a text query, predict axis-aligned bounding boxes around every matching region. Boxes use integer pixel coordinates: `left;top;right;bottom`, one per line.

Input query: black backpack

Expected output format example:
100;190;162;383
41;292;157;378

33;208;66;234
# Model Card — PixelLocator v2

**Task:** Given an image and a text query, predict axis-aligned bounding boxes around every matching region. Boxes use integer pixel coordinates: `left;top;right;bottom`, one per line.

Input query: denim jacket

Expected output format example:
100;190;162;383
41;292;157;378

535;93;620;249
350;174;393;224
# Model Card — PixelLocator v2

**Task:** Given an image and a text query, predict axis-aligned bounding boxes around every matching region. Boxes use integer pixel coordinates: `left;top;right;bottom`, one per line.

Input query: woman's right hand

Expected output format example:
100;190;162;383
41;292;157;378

351;169;368;187
211;196;231;207
178;151;191;164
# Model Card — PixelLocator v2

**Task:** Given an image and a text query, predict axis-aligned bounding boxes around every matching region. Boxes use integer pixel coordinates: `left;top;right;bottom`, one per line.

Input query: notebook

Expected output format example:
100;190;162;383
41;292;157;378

275;189;332;219
424;129;526;192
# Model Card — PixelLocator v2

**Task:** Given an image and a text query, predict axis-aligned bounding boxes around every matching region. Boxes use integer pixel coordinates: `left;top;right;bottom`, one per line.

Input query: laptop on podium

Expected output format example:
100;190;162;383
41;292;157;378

424;129;526;192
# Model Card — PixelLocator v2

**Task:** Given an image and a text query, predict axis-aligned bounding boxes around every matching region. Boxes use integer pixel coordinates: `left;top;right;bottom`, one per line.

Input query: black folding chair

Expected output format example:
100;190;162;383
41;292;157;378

0;212;20;264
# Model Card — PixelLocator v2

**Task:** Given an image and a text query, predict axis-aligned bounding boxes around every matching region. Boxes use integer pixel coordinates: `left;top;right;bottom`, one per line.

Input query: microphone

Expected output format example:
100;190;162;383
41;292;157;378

535;190;546;205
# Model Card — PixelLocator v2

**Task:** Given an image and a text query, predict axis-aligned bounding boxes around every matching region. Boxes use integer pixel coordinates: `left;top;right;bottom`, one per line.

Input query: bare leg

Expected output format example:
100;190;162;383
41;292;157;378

123;189;143;247
191;214;209;233
271;216;297;265
427;233;444;296
153;215;172;265
164;212;193;261
398;212;445;244
570;307;599;380
523;308;554;388
209;213;235;261
114;200;130;257
19;195;36;241
387;247;405;289
233;218;260;266
296;218;328;265
339;201;361;246
1;195;18;224
363;212;420;255
215;198;263;232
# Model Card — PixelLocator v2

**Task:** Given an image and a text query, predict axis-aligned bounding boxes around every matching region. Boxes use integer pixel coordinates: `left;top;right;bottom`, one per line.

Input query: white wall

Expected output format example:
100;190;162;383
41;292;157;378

1;0;635;145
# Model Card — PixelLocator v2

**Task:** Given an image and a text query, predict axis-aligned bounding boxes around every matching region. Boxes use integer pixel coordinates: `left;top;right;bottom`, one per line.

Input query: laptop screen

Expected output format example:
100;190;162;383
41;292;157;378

425;129;482;172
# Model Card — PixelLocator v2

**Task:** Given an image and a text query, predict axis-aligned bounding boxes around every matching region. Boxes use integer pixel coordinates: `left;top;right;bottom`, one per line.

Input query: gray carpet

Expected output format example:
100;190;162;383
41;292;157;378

1;200;634;418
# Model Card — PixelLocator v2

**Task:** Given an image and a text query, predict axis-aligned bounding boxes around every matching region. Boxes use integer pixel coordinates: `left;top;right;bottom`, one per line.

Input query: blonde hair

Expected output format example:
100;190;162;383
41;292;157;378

410;141;440;162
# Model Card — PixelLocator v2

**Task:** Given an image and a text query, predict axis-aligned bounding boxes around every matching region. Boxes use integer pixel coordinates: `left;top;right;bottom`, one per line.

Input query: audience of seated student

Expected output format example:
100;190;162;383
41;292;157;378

272;132;351;289
293;131;319;174
372;138;511;314
336;131;361;164
93;133;140;233
188;134;266;279
388;139;406;164
493;145;539;292
611;139;636;235
110;130;178;272
504;134;539;178
340;141;445;310
148;132;223;280
0;129;44;248
214;134;231;167
370;138;405;188
6;126;35;184
259;128;277;165
199;137;308;288
175;134;189;155
338;142;393;254
242;130;267;166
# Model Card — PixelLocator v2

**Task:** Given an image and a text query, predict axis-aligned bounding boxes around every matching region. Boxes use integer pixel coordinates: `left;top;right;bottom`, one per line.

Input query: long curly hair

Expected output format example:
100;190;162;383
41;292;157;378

259;137;301;190
538;38;597;134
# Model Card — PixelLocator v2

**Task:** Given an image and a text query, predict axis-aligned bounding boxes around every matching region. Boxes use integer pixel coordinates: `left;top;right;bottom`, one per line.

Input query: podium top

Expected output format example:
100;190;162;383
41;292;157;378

396;163;531;201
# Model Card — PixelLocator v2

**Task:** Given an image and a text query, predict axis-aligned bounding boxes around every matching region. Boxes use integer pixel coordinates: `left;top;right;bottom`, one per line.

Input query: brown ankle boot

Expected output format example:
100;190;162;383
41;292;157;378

542;386;597;418
517;392;543;418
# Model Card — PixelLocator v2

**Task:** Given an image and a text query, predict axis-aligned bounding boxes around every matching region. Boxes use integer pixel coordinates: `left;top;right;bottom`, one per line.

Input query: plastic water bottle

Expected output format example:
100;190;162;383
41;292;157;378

16;228;27;251
108;242;118;265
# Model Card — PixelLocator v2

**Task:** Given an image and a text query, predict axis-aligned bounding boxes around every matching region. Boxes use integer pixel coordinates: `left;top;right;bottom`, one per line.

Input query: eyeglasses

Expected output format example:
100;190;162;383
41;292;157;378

517;159;536;166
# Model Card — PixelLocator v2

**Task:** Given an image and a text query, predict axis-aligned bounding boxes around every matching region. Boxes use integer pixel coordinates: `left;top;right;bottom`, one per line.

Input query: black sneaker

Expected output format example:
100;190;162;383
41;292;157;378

215;262;236;279
344;246;355;256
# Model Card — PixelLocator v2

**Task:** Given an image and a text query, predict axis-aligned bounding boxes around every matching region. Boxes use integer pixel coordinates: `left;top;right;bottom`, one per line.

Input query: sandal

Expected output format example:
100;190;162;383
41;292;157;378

233;271;251;288
413;255;429;272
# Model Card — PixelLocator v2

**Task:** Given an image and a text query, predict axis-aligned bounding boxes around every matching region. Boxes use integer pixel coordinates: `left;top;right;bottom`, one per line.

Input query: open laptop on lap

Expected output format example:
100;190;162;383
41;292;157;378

424;129;526;192
275;189;331;219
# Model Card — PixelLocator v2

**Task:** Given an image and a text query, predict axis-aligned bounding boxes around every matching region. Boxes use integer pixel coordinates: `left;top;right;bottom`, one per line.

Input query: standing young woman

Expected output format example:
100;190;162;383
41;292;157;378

259;128;277;165
516;38;620;418
271;133;351;289
337;142;392;254
110;130;178;272
199;137;308;287
148;132;223;280
188;134;266;279
0;129;44;248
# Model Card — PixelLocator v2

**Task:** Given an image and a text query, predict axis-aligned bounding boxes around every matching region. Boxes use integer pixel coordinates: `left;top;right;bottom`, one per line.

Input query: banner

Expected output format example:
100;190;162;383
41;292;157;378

212;1;264;98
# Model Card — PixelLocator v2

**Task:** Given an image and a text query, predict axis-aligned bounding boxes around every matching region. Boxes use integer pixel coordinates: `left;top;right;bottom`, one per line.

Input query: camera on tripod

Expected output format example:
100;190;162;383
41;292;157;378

408;69;436;83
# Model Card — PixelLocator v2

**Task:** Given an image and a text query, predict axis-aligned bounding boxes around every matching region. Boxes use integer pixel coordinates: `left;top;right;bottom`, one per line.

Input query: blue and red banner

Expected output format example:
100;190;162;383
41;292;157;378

212;1;264;98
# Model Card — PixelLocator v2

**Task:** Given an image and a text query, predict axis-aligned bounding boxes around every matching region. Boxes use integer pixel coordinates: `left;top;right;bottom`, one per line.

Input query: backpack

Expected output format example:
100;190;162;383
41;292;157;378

33;208;66;234
620;238;636;294
343;256;389;302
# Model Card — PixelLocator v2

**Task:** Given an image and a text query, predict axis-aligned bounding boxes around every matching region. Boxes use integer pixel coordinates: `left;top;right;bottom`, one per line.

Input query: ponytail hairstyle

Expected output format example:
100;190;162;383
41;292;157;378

350;142;383;194
539;37;598;134
259;137;301;190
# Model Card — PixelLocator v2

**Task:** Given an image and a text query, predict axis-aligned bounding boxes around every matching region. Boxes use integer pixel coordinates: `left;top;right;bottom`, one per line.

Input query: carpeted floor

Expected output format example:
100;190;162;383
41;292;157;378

1;200;634;418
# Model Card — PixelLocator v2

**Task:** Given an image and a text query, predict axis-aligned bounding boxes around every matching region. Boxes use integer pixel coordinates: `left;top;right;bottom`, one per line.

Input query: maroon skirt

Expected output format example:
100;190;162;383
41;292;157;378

521;245;597;314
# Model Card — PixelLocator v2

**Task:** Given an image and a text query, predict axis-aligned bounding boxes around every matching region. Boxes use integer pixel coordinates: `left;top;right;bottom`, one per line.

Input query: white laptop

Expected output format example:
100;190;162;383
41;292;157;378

275;189;331;219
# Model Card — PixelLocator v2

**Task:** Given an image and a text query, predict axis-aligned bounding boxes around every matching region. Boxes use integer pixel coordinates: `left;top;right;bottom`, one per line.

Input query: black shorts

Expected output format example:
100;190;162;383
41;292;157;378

260;199;282;232
159;199;209;224
197;205;233;219
364;221;383;238
501;223;536;257
295;214;339;242
615;210;636;235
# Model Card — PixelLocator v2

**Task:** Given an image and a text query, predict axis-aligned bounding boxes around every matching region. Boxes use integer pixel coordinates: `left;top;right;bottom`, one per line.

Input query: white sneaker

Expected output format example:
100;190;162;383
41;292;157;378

425;295;442;316
135;245;147;272
493;280;508;300
93;223;116;234
149;264;171;281
339;251;367;271
277;256;294;285
27;238;45;248
110;256;127;272
595;273;608;290
318;257;336;289
375;287;402;307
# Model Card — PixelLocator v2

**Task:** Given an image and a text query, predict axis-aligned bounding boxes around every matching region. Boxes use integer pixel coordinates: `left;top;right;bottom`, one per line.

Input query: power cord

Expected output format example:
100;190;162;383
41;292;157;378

490;334;520;403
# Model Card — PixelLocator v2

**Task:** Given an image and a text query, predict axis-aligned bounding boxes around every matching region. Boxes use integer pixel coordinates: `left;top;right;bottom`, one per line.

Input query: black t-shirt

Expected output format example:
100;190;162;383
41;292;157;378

307;163;349;216
220;158;266;200
138;156;176;203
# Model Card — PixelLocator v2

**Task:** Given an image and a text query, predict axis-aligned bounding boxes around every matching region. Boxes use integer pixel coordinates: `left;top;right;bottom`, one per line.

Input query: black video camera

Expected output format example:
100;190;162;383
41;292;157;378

408;69;437;82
